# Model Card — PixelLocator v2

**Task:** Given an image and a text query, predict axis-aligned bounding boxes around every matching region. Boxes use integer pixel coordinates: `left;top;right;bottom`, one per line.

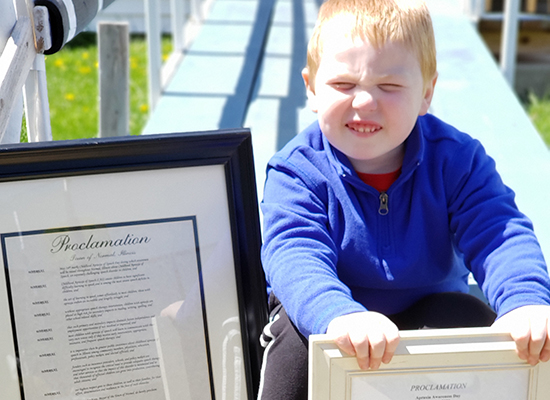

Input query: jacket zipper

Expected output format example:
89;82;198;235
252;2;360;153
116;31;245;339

378;192;389;215
377;191;393;279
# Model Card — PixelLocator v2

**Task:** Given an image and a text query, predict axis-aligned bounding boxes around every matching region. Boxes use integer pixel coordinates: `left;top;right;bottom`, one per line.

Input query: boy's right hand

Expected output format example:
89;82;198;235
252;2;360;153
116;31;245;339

326;311;400;370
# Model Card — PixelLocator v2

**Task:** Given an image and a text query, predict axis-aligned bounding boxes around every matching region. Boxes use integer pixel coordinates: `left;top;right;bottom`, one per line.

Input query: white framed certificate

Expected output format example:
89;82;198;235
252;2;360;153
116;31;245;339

309;328;550;400
0;130;267;400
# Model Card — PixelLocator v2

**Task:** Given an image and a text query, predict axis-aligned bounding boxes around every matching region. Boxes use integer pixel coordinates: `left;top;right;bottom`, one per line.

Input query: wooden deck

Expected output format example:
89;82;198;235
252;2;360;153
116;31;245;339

143;0;550;261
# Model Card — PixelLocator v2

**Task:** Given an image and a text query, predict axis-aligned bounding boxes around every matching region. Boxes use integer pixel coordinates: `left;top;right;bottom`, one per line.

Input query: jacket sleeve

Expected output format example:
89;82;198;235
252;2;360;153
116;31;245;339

261;155;367;338
446;139;550;317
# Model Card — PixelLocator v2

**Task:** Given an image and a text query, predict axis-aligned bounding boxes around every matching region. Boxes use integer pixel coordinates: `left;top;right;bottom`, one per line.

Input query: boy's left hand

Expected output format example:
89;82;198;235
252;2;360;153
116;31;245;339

492;305;550;365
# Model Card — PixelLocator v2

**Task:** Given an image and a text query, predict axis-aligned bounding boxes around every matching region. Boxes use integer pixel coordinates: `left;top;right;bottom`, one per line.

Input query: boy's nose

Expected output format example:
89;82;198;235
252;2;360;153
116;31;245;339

352;90;377;111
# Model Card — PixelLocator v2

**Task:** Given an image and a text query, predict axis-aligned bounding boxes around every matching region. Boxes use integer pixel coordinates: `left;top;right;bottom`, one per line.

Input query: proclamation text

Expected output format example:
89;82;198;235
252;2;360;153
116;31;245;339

2;217;213;400
350;367;530;400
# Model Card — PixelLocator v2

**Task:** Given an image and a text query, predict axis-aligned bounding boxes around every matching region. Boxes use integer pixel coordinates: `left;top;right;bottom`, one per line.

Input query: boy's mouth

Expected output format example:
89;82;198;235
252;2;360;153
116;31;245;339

346;122;382;134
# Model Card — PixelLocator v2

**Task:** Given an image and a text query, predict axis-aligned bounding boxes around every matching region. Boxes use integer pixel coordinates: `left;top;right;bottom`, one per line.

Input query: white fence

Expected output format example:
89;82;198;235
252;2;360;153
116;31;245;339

0;0;211;142
0;0;51;143
463;0;550;86
143;0;212;111
0;0;546;144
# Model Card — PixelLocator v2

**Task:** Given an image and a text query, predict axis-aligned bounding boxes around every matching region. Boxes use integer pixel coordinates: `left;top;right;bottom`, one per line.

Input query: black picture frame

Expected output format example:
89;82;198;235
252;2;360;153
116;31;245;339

0;129;267;400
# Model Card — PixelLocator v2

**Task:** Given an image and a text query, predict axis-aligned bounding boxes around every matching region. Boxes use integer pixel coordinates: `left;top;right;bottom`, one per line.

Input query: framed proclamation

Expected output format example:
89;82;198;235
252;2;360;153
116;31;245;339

0;129;268;400
309;328;550;400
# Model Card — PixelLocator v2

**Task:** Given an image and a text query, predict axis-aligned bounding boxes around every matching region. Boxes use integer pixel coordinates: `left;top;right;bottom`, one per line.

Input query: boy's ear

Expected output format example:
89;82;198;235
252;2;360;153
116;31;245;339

302;67;318;113
419;72;438;116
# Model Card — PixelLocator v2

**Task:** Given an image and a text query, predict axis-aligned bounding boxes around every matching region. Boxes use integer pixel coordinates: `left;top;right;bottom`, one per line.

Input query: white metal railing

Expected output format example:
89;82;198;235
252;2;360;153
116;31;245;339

500;0;521;85
145;0;212;112
463;0;550;87
464;0;550;22
0;0;52;143
95;0;213;135
3;0;541;143
0;0;212;143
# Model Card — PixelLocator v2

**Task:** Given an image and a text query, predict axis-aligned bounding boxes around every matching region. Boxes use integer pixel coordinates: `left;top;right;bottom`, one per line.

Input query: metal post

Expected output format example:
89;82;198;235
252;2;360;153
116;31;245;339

500;0;521;87
98;21;129;137
0;0;21;143
145;0;162;111
171;0;186;53
24;53;52;141
24;5;53;142
0;16;35;141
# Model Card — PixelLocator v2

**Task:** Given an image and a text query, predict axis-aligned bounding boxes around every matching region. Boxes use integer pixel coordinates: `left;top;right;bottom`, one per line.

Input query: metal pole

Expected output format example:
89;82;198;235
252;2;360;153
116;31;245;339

24;5;53;142
171;0;186;53
0;0;22;143
0;16;35;141
24;53;53;141
500;0;521;87
145;0;162;111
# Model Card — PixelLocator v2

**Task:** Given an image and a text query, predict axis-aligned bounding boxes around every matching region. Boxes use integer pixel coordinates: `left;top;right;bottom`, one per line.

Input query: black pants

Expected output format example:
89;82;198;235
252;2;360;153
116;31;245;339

257;292;496;400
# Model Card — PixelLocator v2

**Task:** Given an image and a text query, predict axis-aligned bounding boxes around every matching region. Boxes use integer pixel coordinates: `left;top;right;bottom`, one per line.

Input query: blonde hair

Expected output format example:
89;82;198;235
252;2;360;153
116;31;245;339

307;0;436;87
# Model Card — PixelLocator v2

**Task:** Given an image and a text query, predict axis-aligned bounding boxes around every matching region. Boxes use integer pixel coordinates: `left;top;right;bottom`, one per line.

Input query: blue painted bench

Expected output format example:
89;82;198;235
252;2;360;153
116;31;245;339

144;0;550;281
427;0;550;263
142;0;276;134
243;0;319;202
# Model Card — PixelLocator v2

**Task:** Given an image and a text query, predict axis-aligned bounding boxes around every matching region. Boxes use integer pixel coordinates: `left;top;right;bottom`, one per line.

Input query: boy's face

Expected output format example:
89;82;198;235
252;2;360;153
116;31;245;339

303;29;436;174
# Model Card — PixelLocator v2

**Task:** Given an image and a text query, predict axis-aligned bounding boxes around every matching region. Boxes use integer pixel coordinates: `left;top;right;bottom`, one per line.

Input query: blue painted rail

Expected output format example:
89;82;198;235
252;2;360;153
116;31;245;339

143;0;550;265
142;0;279;133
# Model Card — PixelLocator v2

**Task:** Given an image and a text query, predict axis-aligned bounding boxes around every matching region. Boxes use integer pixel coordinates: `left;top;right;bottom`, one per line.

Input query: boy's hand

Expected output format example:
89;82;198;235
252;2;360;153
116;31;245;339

492;305;550;365
326;311;399;370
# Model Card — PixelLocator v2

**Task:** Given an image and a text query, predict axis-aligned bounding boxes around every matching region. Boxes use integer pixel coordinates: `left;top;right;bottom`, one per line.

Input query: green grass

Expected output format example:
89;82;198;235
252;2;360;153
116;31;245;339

526;93;550;147
23;32;550;148
24;33;172;141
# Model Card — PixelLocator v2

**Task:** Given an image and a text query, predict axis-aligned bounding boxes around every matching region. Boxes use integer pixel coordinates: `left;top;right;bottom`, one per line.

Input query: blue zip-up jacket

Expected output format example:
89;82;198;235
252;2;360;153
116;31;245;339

261;114;550;338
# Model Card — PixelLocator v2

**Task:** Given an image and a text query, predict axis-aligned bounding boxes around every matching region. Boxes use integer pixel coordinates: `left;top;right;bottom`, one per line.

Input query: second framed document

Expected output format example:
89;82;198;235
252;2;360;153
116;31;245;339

309;328;550;400
0;130;267;400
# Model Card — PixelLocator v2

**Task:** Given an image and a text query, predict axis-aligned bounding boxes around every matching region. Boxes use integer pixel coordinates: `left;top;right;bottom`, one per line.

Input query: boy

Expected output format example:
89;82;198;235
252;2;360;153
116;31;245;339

257;0;550;399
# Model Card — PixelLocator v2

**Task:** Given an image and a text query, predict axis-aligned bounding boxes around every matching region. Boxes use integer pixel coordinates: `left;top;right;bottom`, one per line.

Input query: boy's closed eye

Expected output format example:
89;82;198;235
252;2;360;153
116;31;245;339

328;81;404;93
330;82;357;91
378;83;403;92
